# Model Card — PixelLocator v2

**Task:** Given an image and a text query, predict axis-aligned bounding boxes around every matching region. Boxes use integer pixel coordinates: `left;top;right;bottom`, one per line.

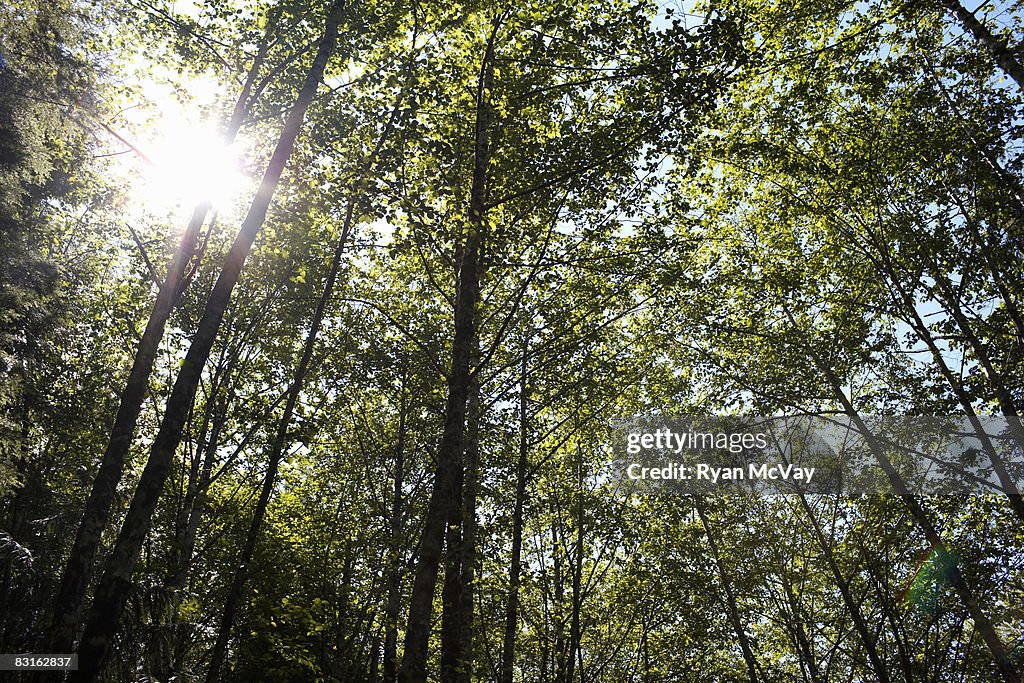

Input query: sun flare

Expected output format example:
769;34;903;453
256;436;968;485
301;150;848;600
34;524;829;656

110;71;251;218
140;119;247;213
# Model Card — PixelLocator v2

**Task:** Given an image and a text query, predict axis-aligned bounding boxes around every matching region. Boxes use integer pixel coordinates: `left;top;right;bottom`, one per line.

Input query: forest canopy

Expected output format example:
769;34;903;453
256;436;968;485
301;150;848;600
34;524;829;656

1;0;1023;681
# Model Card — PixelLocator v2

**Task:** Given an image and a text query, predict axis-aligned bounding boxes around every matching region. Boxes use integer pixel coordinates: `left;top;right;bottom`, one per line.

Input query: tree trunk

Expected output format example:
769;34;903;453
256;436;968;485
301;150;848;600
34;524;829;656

456;378;479;683
970;228;1024;344
787;487;890;682
940;0;1024;91
67;7;344;679
855;535;917;683
383;389;408;683
169;398;224;593
397;15;500;682
500;335;530;683
337;535;356;679
693;500;760;683
566;442;584;683
779;572;821;683
841;404;1019;683
441;363;480;683
552;519;567;683
922;51;1024;223
867;241;1024;521
168;347;236;594
440;444;467;683
154;367;231;679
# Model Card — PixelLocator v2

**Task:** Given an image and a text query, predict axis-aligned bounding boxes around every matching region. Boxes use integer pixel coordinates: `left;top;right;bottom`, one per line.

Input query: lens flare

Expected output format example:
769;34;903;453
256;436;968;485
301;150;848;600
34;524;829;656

903;544;959;612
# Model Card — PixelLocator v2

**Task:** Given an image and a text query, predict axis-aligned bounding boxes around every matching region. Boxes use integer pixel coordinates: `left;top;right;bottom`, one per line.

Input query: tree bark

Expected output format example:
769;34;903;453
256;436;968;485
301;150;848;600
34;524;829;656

168;347;236;594
440;443;466;683
791;307;1022;683
787;487;890;682
397;15;500;682
169;405;223;591
778;572;821;683
854;534;917;683
500;335;530;683
566;442;584;682
693;500;760;683
552;519;567;683
46;184;212;658
839;403;1019;683
155;363;232;679
456;380;479;683
383;388;408;683
441;363;480;683
940;0;1024;91
67;6;344;679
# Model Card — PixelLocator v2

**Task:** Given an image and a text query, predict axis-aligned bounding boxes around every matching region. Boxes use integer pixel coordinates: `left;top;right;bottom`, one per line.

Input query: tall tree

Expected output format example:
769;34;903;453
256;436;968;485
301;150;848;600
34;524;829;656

398;12;500;679
68;3;347;677
45;3;292;652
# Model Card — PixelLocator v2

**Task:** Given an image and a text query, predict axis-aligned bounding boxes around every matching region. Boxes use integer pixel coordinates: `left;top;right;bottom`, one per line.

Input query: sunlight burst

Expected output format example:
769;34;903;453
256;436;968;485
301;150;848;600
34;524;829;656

141;119;247;212
112;70;251;217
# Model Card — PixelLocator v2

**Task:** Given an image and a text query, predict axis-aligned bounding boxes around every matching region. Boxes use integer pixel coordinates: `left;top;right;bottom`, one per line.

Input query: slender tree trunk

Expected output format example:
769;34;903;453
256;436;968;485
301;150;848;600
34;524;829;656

778;572;820;683
925;261;1024;503
921;51;1024;224
168;349;235;594
855;534;917;683
456;377;479;683
337;535;356;678
500;335;530;683
566;443;584;683
552;519;567;683
442;365;480;683
44;31;272;654
154;374;230;679
839;406;1019;683
370;632;381;683
383;389;408;683
791;307;1022;683
67;8;344;679
640;625;651;683
168;400;224;593
397;16;500;682
203;25;414;675
787;487;890;682
940;179;1024;342
939;0;1024;91
46;198;212;658
537;530;552;682
693;500;760;683
440;444;467;683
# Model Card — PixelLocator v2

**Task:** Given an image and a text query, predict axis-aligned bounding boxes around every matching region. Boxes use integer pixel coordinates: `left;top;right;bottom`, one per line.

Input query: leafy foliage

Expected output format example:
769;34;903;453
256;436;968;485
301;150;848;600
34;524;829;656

1;0;1024;680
